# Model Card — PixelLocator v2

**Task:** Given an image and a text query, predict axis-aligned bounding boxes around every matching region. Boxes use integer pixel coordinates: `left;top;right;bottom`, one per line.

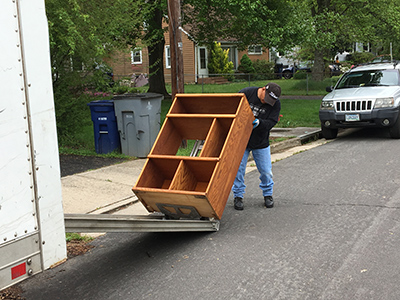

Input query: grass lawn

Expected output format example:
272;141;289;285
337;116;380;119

160;98;322;128
60;78;328;157
278;99;321;128
181;77;338;95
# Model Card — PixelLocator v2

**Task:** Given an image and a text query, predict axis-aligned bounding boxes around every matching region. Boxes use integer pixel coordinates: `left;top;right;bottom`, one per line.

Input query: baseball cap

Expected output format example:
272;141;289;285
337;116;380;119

264;82;281;106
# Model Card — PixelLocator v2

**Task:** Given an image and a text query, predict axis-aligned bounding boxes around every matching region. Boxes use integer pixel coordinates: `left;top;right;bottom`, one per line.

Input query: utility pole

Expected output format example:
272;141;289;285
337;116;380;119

168;0;184;98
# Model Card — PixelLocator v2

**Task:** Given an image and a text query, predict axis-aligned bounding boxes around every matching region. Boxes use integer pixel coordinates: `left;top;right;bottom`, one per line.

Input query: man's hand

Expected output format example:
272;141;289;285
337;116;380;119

252;118;259;129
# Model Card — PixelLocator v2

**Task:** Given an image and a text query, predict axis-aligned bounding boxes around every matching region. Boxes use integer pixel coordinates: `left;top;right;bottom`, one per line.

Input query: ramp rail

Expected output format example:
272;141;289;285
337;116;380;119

64;214;220;233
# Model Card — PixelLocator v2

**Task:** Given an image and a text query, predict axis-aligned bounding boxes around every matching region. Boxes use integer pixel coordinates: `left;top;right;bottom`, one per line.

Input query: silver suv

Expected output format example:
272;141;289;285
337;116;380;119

319;62;400;139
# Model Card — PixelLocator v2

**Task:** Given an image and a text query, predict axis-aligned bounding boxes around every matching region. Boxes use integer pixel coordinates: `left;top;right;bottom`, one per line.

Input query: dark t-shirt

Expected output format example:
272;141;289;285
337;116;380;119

240;86;281;149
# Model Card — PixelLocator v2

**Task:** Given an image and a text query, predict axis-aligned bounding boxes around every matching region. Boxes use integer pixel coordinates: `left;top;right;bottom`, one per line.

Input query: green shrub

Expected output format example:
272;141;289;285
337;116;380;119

112;85;130;94
208;42;234;79
55;93;93;147
238;54;255;74
90;65;114;92
294;70;309;80
346;52;375;65
252;59;275;80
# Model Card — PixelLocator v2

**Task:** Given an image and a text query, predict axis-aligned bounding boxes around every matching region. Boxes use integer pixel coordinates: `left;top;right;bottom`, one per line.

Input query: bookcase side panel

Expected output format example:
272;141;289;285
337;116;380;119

206;97;254;218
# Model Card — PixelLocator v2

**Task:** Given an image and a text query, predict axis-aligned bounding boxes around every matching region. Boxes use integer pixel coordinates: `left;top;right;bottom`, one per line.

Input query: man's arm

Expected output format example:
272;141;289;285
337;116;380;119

254;102;281;132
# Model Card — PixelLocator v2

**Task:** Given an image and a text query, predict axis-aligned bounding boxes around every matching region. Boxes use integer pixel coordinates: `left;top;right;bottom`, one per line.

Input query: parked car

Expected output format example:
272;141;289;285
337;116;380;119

319;62;400;139
281;63;311;79
281;63;341;79
328;64;341;76
369;54;397;63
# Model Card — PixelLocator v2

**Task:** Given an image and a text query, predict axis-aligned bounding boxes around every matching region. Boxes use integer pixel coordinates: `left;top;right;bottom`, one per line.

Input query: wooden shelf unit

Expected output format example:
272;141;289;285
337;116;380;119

132;93;254;220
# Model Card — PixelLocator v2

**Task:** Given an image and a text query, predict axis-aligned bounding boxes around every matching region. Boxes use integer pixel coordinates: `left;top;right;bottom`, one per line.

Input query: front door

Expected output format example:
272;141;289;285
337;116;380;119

198;47;208;79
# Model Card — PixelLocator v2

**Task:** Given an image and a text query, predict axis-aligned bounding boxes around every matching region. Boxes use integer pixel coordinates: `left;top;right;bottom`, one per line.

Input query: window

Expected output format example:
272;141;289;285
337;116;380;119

248;45;262;55
165;45;171;69
131;49;142;64
221;46;237;69
199;48;207;69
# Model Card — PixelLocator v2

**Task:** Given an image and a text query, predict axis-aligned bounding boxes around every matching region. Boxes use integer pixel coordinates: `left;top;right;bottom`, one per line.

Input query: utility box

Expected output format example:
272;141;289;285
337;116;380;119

113;93;163;158
87;100;121;154
132;93;254;220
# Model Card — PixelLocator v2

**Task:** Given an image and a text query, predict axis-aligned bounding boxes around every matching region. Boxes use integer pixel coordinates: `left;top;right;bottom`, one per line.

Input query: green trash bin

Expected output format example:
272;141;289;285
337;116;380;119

113;93;163;158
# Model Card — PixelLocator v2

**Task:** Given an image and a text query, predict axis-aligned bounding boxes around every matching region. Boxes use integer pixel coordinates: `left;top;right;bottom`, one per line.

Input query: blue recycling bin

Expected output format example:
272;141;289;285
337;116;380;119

87;100;121;154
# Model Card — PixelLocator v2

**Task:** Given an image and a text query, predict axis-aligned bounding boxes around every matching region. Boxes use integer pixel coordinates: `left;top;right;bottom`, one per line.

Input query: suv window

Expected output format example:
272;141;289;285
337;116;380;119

336;69;400;89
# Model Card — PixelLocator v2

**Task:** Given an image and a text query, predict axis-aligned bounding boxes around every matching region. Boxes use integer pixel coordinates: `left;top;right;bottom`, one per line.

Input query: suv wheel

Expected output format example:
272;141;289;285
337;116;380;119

389;116;400;139
282;71;293;79
321;125;338;139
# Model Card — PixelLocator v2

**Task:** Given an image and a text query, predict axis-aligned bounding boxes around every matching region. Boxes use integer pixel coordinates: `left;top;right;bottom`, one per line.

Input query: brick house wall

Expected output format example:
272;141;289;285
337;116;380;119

105;45;149;81
163;26;196;84
239;48;270;63
106;24;271;84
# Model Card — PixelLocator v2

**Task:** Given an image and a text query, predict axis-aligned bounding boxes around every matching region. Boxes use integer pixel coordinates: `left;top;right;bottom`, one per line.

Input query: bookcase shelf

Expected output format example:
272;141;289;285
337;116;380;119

132;93;254;220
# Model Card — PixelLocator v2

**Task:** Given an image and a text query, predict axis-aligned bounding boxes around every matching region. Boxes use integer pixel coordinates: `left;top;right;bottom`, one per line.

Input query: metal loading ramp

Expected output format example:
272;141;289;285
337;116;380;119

64;214;219;233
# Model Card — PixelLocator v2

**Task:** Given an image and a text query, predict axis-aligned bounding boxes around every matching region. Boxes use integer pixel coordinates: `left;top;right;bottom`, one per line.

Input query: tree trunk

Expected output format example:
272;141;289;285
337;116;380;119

147;42;170;97
311;0;331;82
312;48;327;81
145;2;170;98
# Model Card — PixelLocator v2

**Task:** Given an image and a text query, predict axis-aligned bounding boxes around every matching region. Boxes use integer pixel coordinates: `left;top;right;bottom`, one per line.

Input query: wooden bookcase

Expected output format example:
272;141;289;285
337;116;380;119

132;94;254;220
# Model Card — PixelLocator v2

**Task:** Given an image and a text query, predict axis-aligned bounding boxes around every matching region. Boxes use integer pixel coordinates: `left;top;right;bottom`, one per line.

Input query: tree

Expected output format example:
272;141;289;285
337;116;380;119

298;0;400;81
45;0;147;141
46;0;145;89
182;0;305;52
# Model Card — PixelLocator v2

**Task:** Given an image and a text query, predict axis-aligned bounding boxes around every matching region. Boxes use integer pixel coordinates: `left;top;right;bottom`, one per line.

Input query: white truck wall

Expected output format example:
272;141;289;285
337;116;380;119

0;0;66;289
18;0;67;270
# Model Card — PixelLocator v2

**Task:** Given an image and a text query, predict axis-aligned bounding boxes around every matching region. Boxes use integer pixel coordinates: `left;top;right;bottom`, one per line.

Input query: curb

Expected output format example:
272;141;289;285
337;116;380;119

298;129;322;143
271;129;322;154
247;129;321;162
270;137;301;154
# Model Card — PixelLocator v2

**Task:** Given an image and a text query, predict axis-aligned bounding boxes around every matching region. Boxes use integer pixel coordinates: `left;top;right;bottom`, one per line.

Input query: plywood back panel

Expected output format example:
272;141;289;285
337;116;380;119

169;117;213;140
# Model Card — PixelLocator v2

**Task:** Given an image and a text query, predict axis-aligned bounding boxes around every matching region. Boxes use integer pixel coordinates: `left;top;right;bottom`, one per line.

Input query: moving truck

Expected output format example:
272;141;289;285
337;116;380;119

0;0;67;290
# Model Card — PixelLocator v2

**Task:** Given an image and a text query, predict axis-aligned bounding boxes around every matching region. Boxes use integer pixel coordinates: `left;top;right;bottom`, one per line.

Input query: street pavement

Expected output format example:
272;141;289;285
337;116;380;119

61;127;323;216
20;127;400;299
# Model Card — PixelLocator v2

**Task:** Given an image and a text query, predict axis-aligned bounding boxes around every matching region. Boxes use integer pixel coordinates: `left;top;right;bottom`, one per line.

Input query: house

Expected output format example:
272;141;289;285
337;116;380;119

107;25;270;85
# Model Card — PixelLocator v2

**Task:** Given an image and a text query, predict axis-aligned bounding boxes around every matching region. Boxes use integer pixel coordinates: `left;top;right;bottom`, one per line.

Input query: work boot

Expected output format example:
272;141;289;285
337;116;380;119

264;196;274;208
234;197;244;210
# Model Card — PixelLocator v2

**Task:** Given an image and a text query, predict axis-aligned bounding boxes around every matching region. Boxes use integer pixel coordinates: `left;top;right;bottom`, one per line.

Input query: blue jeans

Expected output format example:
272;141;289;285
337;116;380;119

232;146;273;199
